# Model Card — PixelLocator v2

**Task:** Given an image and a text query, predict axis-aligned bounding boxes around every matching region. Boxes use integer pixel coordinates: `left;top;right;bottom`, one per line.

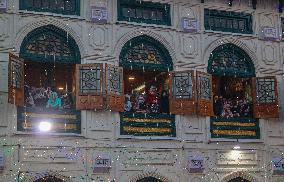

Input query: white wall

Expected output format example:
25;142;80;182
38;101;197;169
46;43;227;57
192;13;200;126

0;0;283;181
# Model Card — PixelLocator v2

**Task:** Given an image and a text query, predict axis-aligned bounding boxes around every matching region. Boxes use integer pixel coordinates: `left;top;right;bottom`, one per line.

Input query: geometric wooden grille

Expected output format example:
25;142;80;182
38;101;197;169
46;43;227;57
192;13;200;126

256;78;276;103
136;177;163;182
79;65;101;94
107;65;123;95
228;177;250;182
208;43;255;77
119;35;173;72
26;33;72;58
212;52;250;75
34;176;63;182
172;72;193;99
197;74;211;100
11;60;23;89
124;44;163;65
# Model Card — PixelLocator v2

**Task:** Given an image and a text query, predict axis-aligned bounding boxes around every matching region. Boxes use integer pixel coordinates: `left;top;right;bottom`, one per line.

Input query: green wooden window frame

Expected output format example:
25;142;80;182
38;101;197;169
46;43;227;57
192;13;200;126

19;0;80;16
20;25;81;64
207;43;255;77
117;0;171;26
204;9;253;34
119;35;173;71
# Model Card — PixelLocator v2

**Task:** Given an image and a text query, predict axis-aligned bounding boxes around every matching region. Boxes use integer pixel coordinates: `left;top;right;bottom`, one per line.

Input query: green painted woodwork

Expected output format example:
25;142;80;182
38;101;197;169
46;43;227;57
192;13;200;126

120;112;176;137
207;43;255;77
204;9;253;34
119;35;173;71
210;116;260;139
19;0;80;16
117;0;171;26
20;25;81;64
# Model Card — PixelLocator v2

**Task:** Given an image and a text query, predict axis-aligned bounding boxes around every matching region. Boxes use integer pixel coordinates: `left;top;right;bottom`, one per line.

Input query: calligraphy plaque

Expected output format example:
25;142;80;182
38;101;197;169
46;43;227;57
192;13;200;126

272;157;284;175
93;152;111;173
91;7;107;24
187;153;204;173
0;0;7;12
181;18;198;32
259;26;278;41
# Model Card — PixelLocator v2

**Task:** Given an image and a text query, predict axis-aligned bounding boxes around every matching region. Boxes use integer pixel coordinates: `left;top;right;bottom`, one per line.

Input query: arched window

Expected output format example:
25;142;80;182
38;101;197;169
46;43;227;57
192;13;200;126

208;43;279;139
137;177;163;182
34;176;63;182
208;43;255;77
20;24;80;64
9;25;81;134
119;35;176;137
119;35;173;71
228;177;251;182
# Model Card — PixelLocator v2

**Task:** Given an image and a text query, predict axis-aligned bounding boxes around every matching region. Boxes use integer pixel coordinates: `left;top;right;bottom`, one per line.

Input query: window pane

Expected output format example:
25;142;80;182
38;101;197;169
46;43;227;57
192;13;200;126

204;9;252;34
118;0;171;26
20;0;80;15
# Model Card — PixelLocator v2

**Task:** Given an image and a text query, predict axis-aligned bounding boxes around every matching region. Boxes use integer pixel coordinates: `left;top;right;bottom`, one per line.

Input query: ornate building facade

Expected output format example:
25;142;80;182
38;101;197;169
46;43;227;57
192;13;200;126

0;0;284;182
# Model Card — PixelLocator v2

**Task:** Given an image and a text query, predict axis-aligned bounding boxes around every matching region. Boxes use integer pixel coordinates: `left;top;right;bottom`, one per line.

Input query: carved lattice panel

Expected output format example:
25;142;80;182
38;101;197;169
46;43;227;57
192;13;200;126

76;64;103;110
197;71;213;116
208;43;255;77
26;33;72;58
169;70;195;115
119;35;173;71
20;25;80;64
124;44;162;65
8;53;24;106
252;76;279;118
106;64;124;112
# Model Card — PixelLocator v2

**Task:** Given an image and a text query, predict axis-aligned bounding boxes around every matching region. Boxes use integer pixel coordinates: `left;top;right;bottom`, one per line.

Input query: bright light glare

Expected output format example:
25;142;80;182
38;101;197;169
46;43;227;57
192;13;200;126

39;121;52;132
233;145;240;150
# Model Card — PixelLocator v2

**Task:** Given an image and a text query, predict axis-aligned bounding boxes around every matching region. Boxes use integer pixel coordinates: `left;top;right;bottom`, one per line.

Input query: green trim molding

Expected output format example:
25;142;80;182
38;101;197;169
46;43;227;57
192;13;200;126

207;43;255;77
210;116;260;139
204;9;253;34
20;24;81;64
117;0;171;26
120;112;176;137
119;35;173;71
19;0;80;16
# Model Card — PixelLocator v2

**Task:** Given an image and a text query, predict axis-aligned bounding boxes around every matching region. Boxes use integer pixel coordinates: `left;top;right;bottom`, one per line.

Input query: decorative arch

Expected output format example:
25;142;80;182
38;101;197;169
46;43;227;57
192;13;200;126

14;18;86;58
114;30;177;66
21;171;73;182
207;43;255;77
129;171;171;182
119;35;173;71
203;38;258;71
221;171;257;182
20;24;81;64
